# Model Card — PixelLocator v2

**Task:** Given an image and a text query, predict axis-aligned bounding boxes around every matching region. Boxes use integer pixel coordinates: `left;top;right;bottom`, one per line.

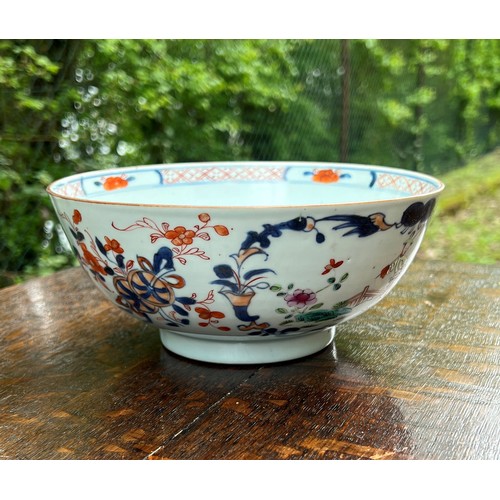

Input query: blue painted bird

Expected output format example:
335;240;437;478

319;212;394;237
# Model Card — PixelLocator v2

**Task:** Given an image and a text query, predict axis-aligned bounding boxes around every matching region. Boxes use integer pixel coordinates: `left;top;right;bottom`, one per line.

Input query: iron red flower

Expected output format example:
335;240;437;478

165;226;196;246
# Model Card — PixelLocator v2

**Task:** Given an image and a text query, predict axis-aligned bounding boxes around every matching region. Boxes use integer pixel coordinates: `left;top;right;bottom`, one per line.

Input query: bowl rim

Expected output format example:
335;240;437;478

47;161;445;210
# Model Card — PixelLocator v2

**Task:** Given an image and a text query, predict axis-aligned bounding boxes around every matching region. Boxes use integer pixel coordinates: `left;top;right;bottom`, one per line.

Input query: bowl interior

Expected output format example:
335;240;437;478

48;162;443;207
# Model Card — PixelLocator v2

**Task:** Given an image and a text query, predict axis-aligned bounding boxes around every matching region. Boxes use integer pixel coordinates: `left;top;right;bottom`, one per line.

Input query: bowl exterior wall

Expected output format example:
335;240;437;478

50;193;437;339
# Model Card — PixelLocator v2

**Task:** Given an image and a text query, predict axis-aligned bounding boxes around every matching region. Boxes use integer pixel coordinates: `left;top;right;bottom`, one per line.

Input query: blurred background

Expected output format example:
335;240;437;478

1;39;499;287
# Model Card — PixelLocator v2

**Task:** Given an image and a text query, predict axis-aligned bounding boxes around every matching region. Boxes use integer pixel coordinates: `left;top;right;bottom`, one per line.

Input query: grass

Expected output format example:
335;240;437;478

419;148;500;264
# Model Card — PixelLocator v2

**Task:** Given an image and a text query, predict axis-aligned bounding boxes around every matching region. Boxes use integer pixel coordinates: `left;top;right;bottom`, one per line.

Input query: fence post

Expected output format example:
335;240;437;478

340;39;350;163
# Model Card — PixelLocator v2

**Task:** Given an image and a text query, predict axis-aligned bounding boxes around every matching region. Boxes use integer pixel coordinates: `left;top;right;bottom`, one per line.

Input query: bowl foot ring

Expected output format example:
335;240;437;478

160;327;335;365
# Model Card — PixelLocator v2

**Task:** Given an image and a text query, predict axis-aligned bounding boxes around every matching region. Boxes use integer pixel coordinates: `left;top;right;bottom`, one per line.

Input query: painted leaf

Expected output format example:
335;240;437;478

104;266;114;276
153;247;174;273
183;247;209;259
213;264;234;279
270;285;282;292
70;228;85;242
176;296;197;305
276;308;288;314
254;282;270;289
340;272;349;282
233;247;268;267
172;304;189;317
112;218;156;232
95;237;107;255
217;326;231;332
214;225;229;236
243;268;275;280
150;233;163;243
309;302;324;310
197;232;211;241
211;279;239;293
316;232;326;243
199;290;215;304
116;254;125;269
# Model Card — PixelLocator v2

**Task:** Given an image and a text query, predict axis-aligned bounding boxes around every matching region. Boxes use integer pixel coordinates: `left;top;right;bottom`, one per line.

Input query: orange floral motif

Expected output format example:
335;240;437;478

165;226;196;246
312;169;340;183
79;243;107;276
104;236;124;254
103;176;129;191
321;258;344;275
72;209;82;225
195;307;225;321
195;306;230;331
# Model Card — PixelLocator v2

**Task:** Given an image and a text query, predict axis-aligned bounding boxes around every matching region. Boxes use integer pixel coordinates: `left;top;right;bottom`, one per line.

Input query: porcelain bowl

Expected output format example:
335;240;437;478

48;162;444;364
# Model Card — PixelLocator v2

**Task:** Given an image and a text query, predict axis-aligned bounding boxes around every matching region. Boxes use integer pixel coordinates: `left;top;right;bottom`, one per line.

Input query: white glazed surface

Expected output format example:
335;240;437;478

48;162;443;363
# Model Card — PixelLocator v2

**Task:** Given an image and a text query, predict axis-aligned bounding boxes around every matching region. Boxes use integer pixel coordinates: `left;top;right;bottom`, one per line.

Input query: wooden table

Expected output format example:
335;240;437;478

0;259;499;460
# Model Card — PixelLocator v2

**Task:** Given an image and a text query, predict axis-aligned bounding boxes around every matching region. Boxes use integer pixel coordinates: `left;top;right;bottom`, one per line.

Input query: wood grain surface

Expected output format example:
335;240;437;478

0;259;499;460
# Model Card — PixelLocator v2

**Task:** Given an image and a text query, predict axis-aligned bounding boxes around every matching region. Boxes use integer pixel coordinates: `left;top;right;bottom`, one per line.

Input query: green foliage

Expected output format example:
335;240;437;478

419;148;500;264
1;39;500;286
58;39;301;167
